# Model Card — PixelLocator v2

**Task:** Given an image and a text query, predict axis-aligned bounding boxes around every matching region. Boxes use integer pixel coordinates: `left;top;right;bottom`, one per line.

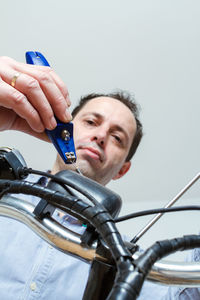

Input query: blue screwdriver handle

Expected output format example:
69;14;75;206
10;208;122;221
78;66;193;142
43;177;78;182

25;51;76;164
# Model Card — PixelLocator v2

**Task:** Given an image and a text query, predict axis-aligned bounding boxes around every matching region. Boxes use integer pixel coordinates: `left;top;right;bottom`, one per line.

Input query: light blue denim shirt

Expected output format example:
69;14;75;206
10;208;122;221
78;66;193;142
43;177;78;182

0;175;199;299
164;248;200;300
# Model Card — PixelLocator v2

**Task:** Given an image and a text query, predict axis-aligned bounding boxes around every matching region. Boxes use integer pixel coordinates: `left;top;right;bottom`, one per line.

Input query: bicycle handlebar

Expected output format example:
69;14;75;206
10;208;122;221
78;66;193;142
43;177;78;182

1;192;200;287
0;146;199;299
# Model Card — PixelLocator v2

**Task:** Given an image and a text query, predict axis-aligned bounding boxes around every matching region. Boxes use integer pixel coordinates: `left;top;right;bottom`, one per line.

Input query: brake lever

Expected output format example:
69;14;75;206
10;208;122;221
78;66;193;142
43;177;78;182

25;51;76;164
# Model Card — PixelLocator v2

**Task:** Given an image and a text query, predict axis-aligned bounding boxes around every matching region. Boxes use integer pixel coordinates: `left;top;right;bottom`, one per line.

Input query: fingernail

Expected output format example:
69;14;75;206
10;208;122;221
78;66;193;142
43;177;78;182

66;96;71;106
49;116;57;129
37;124;45;132
65;108;72;121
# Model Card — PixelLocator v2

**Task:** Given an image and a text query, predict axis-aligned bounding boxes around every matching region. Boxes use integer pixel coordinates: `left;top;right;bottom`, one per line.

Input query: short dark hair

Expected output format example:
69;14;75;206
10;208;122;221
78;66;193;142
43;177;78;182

72;91;143;162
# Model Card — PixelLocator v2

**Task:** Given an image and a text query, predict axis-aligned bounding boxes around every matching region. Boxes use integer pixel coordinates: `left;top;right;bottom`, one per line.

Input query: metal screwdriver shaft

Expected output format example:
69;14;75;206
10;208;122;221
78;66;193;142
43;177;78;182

131;172;200;244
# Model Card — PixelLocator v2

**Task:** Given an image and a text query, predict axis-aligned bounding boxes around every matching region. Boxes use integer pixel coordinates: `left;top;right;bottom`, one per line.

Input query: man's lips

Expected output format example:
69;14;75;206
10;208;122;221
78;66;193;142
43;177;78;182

78;146;103;162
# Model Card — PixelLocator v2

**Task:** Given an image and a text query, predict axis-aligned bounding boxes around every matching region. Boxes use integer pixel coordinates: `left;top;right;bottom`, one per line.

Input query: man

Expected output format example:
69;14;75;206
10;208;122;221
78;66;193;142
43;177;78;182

0;56;142;183
0;56;199;299
0;56;144;299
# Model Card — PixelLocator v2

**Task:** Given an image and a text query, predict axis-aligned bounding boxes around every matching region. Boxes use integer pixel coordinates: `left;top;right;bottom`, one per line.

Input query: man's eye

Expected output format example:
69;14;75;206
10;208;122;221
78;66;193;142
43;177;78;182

113;135;122;144
85;120;95;125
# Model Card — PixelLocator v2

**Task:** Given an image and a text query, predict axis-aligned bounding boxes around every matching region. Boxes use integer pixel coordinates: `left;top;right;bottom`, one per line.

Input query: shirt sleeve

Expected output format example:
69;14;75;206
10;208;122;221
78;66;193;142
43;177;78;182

163;247;200;300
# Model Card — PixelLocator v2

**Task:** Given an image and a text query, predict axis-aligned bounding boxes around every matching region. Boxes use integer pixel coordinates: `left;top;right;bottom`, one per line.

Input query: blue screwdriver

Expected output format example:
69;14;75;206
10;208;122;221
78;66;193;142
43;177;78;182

26;51;81;173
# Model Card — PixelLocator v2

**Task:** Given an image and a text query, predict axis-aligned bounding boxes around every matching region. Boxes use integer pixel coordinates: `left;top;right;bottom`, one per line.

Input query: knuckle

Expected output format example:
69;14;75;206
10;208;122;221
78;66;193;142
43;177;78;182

48;69;58;81
48;69;68;96
25;78;39;91
45;66;52;74
10;89;26;105
29;107;39;119
54;94;65;106
38;71;52;84
41;105;54;119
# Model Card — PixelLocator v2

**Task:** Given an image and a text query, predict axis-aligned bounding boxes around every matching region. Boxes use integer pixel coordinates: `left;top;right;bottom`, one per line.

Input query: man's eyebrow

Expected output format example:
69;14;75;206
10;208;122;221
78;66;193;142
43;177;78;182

81;112;103;119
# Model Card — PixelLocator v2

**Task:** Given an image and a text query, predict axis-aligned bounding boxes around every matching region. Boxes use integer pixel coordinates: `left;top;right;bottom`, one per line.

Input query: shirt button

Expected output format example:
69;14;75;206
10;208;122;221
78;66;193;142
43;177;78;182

30;282;37;291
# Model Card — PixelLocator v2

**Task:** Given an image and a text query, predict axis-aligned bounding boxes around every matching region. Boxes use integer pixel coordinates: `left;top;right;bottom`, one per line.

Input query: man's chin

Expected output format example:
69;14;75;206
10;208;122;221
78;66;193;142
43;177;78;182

76;159;99;180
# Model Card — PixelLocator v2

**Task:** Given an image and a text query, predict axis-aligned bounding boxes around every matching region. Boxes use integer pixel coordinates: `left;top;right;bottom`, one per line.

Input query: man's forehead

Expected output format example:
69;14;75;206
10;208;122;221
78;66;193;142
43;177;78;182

80;96;132;115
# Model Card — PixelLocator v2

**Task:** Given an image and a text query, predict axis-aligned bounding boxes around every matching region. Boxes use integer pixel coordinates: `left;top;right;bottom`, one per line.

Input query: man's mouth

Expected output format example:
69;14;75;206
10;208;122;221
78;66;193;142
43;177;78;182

78;146;104;162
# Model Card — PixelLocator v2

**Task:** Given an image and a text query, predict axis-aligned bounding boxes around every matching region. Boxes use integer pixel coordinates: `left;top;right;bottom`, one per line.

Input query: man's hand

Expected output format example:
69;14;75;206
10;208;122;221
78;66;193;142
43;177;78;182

0;56;72;141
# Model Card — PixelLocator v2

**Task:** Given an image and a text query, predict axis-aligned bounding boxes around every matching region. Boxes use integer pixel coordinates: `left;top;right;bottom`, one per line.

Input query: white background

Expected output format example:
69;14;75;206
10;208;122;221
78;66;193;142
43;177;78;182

1;1;199;258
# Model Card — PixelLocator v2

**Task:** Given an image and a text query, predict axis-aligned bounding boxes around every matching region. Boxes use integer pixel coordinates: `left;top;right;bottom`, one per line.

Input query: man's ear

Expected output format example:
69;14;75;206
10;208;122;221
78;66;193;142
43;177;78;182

112;161;131;181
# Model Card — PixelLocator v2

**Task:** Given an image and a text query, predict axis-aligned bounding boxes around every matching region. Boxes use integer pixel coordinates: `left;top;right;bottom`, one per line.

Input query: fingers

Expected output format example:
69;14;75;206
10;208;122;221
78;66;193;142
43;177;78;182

0;79;44;132
31;64;71;107
16;62;72;119
0;56;72;133
10;72;57;130
0;105;50;142
11;116;51;142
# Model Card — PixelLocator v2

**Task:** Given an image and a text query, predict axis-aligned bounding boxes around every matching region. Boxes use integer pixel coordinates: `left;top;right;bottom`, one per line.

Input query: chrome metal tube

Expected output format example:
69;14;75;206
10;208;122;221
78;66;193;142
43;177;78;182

0;194;200;286
133;172;200;243
0;194;99;263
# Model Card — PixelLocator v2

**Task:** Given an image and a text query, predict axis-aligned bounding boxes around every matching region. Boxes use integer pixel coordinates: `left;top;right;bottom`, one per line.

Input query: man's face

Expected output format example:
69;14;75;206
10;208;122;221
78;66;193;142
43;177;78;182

72;97;137;185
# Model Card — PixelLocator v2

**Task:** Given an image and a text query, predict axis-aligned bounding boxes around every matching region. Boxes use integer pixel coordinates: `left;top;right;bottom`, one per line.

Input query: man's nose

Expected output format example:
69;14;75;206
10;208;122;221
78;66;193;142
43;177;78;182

91;128;108;148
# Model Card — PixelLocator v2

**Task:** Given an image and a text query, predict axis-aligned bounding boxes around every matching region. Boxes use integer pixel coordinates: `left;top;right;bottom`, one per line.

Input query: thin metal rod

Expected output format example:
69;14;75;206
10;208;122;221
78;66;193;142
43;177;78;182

131;172;200;243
